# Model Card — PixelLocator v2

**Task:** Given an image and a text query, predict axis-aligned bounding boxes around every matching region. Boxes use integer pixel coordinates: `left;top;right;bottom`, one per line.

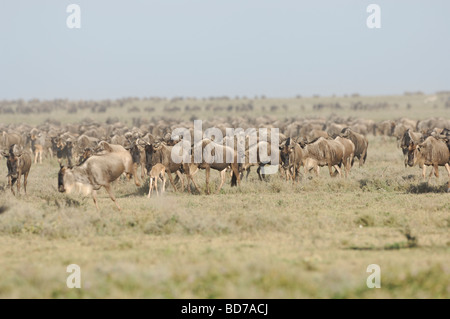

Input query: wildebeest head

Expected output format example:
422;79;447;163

129;143;141;164
340;127;350;138
279;137;290;168
144;143;155;172
4;144;24;179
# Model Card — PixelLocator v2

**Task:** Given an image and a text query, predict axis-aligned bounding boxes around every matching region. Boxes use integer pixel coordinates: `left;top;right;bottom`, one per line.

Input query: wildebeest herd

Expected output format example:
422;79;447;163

1;116;449;210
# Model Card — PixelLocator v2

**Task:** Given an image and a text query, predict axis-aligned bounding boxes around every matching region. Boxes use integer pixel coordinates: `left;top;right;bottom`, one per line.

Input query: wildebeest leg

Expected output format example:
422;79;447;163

205;167;211;194
188;174;201;194
422;165;427;181
333;165;342;178
256;166;262;181
445;163;450;192
433;164;439;178
215;169;227;195
166;171;178;192
23;172;29;195
231;163;241;187
92;190;100;210
10;176;17;196
155;177;159;197
161;173;166;194
141;164;145;180
104;184;121;211
132;164;141;187
245;167;251;181
175;171;184;191
148;177;153;198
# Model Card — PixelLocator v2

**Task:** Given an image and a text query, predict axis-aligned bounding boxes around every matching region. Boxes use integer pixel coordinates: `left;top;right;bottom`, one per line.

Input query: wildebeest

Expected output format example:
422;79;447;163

2;132;23;150
279;137;304;183
187;139;241;194
400;129;423;167
242;140;277;181
2;144;32;195
334;136;355;178
407;136;450;191
299;137;345;177
340;128;368;167
51;137;73;166
58;151;132;210
144;141;185;192
96;141;141;187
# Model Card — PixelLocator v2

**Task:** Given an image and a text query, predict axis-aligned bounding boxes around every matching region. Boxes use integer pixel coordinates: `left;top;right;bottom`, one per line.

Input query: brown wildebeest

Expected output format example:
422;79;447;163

2;144;32;196
400;129;423;168
97;141;141;187
58;151;132;210
340;127;368;167
300;137;345;177
279;137;305;183
144;140;187;192
407;136;450;191
335;136;355;178
187;139;241;194
242;140;277;182
128;140;147;181
1;132;23;150
30;132;47;164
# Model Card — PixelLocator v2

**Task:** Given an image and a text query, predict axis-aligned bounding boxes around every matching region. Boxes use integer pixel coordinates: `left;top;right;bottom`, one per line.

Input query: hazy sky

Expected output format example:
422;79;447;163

1;1;449;100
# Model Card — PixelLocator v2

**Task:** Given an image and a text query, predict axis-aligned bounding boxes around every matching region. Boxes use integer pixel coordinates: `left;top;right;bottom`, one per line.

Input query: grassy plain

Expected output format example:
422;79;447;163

0;94;449;298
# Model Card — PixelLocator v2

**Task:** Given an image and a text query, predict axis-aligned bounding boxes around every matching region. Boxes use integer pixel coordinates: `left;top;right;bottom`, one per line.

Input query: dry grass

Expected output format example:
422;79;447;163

0;133;449;298
0;95;449;298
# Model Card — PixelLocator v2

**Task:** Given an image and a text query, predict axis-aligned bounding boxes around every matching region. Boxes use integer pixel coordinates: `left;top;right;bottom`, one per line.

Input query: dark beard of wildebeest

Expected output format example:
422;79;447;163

129;143;146;180
279;137;293;181
3;144;32;196
57;166;65;193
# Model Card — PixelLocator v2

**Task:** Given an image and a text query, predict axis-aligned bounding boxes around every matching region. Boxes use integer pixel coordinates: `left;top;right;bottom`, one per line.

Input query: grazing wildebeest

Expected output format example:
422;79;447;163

2;144;32;195
58;151;132;210
148;163;166;198
300;137;345;177
407;136;450;191
340;128;368;167
400;129;423;167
